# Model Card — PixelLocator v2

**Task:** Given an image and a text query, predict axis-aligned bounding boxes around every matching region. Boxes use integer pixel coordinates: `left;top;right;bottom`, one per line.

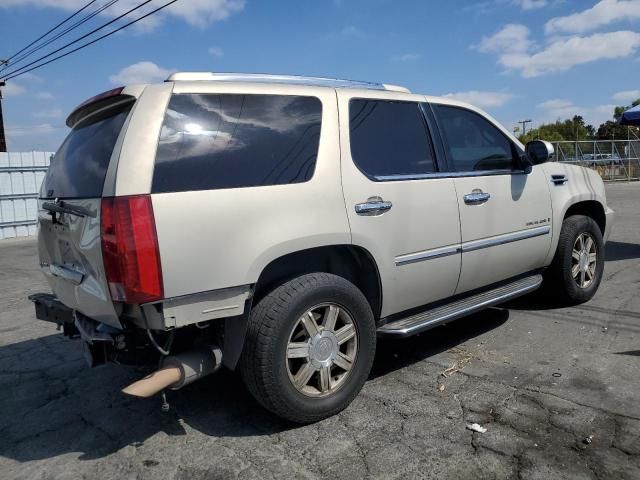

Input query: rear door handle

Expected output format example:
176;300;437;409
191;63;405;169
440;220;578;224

463;190;491;205
355;196;392;216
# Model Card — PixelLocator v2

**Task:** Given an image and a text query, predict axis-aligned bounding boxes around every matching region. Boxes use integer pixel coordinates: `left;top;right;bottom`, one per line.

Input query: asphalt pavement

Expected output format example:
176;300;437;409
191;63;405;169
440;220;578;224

1;183;639;479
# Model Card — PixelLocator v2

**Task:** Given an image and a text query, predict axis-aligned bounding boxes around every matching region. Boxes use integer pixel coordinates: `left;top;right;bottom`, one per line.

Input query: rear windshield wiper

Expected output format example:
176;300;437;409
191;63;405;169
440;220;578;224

42;201;96;218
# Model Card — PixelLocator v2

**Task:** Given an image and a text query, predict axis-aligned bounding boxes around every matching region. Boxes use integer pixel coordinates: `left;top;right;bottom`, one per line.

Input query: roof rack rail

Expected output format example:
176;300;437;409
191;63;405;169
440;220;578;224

165;72;411;93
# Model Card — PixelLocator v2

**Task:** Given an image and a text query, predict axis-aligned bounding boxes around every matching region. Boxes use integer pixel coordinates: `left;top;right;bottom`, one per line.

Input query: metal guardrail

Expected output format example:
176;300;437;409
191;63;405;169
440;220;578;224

552;140;640;182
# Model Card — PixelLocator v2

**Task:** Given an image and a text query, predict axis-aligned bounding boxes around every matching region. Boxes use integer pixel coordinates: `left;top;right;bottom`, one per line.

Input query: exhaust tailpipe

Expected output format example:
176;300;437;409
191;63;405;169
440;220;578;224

123;345;222;398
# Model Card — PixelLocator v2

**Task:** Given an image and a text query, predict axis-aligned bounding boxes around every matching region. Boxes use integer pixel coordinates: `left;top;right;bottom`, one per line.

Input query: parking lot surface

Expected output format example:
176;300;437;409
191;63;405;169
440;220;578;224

1;183;639;480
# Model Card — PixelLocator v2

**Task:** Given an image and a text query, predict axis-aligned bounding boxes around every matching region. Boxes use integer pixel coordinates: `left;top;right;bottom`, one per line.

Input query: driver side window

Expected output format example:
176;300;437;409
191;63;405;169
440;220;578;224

434;104;516;172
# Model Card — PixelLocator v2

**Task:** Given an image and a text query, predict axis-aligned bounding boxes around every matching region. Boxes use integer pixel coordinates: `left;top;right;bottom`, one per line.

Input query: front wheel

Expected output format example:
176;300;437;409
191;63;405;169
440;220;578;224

545;215;605;305
240;273;376;423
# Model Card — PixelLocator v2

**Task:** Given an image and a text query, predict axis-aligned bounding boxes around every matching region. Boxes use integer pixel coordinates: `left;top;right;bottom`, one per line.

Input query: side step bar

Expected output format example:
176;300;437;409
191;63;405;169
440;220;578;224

377;274;543;337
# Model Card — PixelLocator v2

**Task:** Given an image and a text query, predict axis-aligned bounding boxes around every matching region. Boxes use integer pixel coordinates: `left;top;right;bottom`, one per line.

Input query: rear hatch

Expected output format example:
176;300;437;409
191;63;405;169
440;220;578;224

38;90;136;328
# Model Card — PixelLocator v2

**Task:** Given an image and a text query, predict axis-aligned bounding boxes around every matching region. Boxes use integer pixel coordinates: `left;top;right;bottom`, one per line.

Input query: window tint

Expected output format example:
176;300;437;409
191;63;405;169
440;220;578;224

434;105;515;172
152;94;322;193
349;99;435;178
41;104;132;199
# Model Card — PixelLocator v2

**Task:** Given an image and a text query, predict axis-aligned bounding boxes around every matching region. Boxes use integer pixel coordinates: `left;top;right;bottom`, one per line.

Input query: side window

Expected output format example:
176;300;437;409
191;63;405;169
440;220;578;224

152;94;322;193
349;99;435;179
434;104;515;172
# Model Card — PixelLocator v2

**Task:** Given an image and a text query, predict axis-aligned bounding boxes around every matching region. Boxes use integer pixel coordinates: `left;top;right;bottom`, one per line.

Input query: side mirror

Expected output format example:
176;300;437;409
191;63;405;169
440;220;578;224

526;140;555;165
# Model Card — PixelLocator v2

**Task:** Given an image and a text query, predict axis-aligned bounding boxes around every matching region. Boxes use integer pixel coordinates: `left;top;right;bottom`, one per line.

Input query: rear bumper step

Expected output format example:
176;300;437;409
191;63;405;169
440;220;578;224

377;274;543;337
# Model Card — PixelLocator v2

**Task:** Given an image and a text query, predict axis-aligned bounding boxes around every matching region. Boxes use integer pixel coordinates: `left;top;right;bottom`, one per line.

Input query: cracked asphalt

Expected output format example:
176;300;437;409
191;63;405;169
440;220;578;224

2;182;640;480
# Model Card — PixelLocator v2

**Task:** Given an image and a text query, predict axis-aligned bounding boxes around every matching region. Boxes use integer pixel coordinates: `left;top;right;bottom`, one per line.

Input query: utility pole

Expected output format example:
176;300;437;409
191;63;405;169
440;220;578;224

0;80;6;153
518;119;532;137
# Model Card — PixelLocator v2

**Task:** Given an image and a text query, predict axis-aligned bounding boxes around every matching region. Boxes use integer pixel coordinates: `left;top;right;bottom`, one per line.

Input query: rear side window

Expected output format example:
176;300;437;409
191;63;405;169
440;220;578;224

41;104;132;199
349;99;435;179
433;104;515;172
152;94;322;193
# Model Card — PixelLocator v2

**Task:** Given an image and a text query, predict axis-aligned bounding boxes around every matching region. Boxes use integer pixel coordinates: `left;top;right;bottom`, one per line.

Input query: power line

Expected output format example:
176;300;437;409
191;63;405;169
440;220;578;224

0;0;156;81
2;0;180;82
0;0;100;71
4;0;121;72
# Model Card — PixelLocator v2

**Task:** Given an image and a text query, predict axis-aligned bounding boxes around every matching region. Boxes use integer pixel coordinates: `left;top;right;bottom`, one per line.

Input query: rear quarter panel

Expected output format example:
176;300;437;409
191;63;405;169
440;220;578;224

148;84;350;298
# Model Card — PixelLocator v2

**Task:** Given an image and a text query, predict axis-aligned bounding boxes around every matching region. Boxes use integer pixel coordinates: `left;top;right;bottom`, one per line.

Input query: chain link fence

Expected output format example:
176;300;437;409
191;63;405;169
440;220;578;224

552;140;640;182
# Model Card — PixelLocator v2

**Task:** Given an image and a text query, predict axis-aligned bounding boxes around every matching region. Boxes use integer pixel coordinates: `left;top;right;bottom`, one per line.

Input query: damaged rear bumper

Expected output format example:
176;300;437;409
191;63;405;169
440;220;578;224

28;293;154;367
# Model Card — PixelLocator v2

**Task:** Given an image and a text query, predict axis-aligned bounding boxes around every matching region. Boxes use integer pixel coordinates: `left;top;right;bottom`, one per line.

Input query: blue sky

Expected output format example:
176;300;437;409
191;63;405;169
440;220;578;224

1;0;639;151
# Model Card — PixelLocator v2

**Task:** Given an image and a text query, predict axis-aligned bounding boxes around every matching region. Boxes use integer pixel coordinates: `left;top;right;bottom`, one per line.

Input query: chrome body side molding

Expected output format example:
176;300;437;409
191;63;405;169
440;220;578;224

394;226;551;267
461;225;551;253
395;244;461;266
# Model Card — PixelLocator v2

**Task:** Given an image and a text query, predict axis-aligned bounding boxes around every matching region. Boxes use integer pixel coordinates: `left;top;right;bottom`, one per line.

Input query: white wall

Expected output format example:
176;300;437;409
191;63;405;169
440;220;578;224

0;152;52;240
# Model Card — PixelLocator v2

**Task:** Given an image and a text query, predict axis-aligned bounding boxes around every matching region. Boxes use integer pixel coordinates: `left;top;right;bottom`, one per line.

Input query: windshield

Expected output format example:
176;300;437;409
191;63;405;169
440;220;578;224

41;103;132;199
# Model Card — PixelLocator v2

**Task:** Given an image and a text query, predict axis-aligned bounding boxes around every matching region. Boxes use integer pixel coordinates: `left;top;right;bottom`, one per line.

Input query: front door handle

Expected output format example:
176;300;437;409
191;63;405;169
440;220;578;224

355;196;392;216
463;190;491;205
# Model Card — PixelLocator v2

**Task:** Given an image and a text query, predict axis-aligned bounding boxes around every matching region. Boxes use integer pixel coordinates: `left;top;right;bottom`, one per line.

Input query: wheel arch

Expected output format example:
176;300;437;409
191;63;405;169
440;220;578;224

253;244;383;320
563;200;606;236
223;244;382;370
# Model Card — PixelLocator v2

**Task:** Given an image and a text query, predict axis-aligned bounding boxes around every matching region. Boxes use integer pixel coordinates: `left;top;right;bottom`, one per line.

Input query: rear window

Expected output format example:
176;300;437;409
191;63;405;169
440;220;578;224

41;103;132;199
152;94;322;193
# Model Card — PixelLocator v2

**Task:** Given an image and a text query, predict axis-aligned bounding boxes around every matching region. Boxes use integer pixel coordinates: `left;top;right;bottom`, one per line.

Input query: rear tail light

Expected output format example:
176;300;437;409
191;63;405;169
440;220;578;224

101;195;164;304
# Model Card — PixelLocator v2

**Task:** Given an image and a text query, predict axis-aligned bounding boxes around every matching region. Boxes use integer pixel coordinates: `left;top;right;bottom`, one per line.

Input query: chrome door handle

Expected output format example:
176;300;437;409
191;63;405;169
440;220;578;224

463;190;491;205
355;196;392;216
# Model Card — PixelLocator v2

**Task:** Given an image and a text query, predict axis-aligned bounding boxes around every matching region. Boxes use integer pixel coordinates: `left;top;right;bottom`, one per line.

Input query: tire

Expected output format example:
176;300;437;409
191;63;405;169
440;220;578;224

240;273;376;423
544;215;604;305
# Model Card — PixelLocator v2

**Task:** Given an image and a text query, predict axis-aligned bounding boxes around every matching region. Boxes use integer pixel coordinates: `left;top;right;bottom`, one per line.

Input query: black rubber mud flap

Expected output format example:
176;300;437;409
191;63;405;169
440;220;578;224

222;298;252;370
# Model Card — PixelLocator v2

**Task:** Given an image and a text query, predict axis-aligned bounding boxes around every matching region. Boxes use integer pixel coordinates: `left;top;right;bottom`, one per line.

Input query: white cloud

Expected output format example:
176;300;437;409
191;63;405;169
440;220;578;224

5;123;59;137
498;30;640;77
538;99;616;126
513;0;548;10
18;72;43;83
341;25;365;38
109;61;173;85
612;90;640;103
443;90;516;108
0;0;245;29
545;0;640;34
392;52;421;62
36;92;55;100
1;82;25;97
33;108;63;119
208;46;224;57
476;24;532;53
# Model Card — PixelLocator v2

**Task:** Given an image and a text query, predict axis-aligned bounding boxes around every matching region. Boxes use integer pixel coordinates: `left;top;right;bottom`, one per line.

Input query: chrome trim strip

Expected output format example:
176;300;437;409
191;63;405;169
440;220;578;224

462;226;551;253
395;226;550;267
395;244;461;266
375;169;527;182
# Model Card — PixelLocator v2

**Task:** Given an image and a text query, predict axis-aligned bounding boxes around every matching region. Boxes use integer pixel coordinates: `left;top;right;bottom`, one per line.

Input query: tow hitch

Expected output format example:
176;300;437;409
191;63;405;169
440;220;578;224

29;293;78;337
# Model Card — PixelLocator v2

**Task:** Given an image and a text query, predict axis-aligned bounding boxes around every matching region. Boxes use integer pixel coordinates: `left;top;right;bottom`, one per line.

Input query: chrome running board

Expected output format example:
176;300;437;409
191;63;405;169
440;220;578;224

377;274;543;337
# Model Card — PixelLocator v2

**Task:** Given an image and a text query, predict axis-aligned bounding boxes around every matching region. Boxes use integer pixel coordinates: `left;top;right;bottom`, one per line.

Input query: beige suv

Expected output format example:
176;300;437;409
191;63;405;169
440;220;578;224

30;73;614;423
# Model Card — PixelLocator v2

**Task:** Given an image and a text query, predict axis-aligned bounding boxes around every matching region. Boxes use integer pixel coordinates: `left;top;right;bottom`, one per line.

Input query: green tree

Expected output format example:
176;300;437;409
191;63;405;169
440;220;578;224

517;116;595;143
597;98;640;140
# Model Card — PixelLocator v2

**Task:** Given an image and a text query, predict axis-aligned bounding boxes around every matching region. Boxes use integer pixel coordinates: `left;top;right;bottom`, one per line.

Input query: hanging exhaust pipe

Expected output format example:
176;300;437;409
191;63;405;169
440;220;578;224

122;345;222;398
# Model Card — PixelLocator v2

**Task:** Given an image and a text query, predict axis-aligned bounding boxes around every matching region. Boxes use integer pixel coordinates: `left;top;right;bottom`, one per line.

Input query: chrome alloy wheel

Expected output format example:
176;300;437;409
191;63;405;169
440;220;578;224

572;232;597;289
285;303;358;397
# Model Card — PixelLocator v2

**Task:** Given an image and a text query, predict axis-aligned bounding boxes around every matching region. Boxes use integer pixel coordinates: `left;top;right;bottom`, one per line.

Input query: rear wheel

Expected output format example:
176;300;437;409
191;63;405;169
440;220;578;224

240;273;376;423
545;215;604;304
